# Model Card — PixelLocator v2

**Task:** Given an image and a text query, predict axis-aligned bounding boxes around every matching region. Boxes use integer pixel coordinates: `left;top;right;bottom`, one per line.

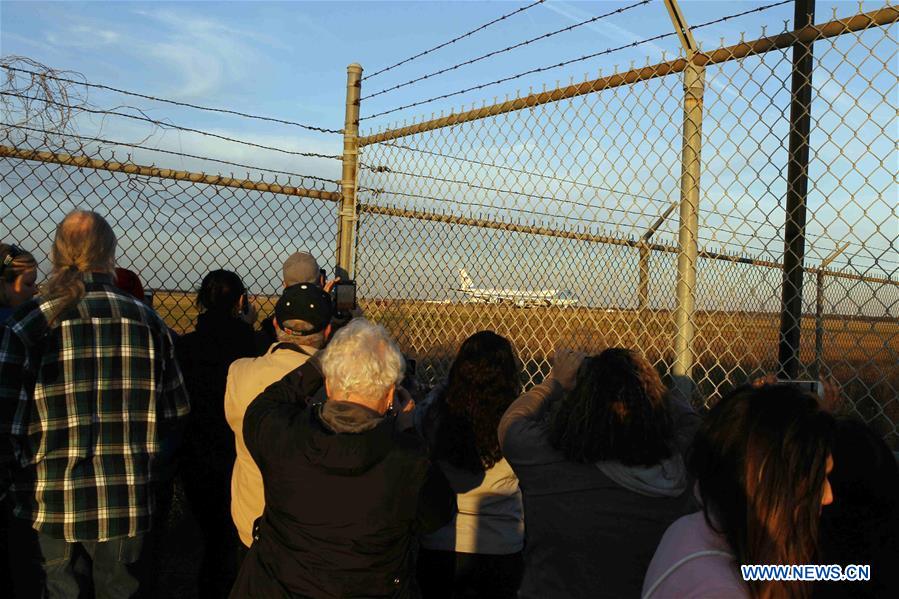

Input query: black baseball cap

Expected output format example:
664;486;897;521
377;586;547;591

274;283;333;334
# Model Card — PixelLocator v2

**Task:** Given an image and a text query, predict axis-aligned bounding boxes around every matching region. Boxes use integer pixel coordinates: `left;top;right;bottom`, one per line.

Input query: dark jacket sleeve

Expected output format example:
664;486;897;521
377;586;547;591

0;323;27;497
236;320;257;361
243;359;324;468
415;461;456;534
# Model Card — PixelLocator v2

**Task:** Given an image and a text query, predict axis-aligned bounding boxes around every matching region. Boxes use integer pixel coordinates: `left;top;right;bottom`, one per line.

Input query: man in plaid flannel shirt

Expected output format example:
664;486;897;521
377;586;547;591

0;210;190;597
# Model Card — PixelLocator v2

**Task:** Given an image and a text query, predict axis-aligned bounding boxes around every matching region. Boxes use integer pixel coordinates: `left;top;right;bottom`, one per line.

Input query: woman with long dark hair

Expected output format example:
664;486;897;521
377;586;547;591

642;383;836;599
176;269;256;598
498;347;699;599
416;331;525;598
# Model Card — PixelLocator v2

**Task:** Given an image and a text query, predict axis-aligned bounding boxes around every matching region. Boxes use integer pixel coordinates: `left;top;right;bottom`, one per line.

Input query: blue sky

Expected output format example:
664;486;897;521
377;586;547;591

3;1;881;165
1;1;896;307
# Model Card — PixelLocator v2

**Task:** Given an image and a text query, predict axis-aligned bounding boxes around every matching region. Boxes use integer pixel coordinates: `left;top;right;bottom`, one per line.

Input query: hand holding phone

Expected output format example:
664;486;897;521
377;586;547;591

333;280;357;314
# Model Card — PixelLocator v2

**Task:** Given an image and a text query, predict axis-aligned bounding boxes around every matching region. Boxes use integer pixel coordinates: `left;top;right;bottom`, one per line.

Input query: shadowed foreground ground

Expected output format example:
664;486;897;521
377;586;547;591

154;481;202;599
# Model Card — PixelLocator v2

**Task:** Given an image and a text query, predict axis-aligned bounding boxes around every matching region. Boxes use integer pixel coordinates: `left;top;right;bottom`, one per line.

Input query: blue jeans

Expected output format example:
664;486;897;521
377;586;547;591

10;517;149;599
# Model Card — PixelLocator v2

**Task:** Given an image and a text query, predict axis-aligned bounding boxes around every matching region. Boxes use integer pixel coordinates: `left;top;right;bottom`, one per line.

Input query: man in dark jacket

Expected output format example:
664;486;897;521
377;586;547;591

231;318;455;598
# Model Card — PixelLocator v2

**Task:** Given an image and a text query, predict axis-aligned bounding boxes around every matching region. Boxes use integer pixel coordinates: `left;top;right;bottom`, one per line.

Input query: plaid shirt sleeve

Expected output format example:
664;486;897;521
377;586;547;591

157;324;190;422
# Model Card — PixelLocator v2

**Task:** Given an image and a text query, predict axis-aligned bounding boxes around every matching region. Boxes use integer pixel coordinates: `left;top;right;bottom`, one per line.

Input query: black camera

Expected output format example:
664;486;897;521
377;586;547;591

331;279;356;318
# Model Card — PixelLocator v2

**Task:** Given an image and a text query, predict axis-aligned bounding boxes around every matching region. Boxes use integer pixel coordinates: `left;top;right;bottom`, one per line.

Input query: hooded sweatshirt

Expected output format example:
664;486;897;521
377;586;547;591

231;371;455;599
498;376;700;599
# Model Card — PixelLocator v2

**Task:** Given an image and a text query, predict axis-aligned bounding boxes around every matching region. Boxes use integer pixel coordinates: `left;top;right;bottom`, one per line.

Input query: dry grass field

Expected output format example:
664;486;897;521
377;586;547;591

153;291;899;448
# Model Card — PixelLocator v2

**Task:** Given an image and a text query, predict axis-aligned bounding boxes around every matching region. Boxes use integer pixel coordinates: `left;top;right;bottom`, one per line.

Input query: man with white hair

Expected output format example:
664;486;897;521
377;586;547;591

231;318;454;598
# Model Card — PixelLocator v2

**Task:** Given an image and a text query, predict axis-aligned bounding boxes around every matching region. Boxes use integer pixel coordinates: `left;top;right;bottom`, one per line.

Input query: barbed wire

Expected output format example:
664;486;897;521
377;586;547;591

360;32;676;121
359;186;796;266
360;180;877;265
361;0;793;121
360;186;628;230
363;165;666;222
362;0;653;101
367;141;670;205
1;92;342;160
365;143;897;262
1;122;341;184
1;65;342;134
363;0;546;81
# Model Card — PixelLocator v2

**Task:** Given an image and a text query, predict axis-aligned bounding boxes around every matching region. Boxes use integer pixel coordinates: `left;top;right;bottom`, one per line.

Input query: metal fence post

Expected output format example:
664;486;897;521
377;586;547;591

638;201;678;314
337;63;363;279
672;60;704;399
778;0;817;378
814;242;848;377
664;0;703;399
638;243;651;313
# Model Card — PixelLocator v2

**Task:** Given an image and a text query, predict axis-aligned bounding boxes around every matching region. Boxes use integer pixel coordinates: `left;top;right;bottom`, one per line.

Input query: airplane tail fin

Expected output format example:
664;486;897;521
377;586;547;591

459;268;473;291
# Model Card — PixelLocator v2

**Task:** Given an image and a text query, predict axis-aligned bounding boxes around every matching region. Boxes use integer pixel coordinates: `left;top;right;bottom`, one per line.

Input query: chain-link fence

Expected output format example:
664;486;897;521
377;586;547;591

0;127;341;334
355;5;898;445
1;4;897;446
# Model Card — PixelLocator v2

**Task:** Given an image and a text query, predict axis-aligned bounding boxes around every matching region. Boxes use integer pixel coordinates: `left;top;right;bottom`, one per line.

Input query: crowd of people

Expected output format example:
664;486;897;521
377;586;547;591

1;209;897;599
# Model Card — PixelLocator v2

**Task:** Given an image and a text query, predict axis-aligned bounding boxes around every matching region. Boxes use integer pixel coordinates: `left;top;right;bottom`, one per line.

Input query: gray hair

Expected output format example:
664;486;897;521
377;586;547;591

320;318;404;404
45;210;117;323
277;318;325;349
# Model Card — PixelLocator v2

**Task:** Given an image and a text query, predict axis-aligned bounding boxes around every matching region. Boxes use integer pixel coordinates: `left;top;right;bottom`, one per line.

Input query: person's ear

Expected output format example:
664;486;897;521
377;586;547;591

273;318;283;334
323;323;333;342
384;385;396;413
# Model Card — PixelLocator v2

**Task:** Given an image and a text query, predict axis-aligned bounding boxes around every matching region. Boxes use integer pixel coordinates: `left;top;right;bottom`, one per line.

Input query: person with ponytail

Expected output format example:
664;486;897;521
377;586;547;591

415;331;525;598
642;383;836;599
498;347;700;599
175;269;256;598
0;243;38;322
0;210;189;597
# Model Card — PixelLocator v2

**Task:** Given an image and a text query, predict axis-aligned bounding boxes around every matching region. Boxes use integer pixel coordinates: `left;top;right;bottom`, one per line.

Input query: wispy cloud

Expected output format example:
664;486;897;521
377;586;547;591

45;24;121;49
1;31;59;55
126;9;271;100
33;9;278;101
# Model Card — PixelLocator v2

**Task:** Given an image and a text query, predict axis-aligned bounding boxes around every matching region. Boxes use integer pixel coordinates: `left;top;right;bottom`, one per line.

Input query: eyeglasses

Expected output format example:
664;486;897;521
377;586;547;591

1;244;24;275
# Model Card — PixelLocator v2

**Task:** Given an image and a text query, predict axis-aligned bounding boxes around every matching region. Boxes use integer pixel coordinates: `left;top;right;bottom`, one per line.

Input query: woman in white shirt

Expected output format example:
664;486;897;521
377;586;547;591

415;331;524;599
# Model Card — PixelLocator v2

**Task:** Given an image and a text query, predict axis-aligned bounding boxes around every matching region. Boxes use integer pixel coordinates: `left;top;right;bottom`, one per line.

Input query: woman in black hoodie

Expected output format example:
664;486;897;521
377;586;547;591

176;269;257;598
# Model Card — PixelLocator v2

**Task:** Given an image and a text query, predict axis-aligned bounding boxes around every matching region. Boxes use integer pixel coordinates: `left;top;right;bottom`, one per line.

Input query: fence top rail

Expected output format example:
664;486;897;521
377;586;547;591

358;203;898;287
0;144;342;202
358;4;898;146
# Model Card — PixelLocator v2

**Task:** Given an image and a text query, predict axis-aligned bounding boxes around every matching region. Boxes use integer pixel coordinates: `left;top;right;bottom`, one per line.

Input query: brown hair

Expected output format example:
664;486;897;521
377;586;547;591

0;243;38;307
690;384;835;598
433;331;521;471
44;210;116;323
549;347;672;466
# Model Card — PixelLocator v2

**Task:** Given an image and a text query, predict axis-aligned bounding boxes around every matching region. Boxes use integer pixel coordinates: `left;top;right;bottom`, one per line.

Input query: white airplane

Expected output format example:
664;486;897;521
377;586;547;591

456;269;578;307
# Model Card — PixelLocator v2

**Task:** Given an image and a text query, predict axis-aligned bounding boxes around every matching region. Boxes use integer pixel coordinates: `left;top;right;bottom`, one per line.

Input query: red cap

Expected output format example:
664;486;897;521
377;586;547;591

115;267;145;300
